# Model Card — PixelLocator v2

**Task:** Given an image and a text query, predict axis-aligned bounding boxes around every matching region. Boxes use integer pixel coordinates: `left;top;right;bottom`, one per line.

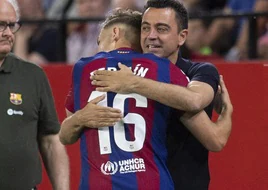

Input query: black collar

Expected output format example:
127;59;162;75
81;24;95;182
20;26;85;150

0;53;14;73
175;52;192;72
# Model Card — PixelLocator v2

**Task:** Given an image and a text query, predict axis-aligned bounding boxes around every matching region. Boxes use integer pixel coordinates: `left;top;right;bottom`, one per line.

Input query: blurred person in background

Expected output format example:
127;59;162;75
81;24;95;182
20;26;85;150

13;0;62;64
66;0;111;64
204;0;257;58
225;0;268;60
184;7;222;60
42;0;55;13
46;0;77;19
258;21;268;59
182;0;226;11
0;0;69;189
111;0;143;11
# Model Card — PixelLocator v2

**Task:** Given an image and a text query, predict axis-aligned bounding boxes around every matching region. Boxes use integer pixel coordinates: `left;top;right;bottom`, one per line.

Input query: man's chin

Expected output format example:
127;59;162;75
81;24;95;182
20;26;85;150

0;47;12;55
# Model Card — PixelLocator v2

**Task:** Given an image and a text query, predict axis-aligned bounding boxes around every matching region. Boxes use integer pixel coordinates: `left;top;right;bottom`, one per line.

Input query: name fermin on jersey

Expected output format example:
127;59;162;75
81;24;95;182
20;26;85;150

90;63;149;78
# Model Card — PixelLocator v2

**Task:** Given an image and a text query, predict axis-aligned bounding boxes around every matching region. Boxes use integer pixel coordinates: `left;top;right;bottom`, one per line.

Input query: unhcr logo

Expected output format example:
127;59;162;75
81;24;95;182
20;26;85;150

101;161;118;175
100;158;146;175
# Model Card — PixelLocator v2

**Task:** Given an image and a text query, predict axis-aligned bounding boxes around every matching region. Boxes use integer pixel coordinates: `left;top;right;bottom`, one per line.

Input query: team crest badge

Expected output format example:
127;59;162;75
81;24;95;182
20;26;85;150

10;93;22;105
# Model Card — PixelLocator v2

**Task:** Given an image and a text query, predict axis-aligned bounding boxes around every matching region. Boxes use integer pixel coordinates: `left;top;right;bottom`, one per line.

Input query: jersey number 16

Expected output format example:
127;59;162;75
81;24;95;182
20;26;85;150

88;91;148;155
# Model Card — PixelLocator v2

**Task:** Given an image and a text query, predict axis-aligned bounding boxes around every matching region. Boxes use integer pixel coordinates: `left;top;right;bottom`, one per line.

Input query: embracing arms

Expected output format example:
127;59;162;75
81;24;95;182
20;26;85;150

59;95;123;145
180;76;233;151
91;63;214;113
90;64;233;151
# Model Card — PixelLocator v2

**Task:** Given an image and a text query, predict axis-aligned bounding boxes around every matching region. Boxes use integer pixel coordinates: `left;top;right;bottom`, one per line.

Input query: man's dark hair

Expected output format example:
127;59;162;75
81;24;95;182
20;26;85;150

101;8;142;48
144;0;188;31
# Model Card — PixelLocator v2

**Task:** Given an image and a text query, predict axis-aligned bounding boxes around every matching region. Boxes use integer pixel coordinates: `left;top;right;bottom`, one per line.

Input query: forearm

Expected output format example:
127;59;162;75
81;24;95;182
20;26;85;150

130;76;206;112
212;75;233;146
214;107;232;147
40;135;70;190
59;113;84;145
181;110;231;152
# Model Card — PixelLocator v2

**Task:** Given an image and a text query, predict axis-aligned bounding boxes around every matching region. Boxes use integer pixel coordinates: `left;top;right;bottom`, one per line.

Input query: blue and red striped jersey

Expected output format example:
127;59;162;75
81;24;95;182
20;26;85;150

66;48;189;190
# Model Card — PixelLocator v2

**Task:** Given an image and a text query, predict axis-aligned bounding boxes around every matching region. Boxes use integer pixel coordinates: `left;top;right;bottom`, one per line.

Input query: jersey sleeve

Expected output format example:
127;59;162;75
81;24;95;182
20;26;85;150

65;65;75;113
189;62;219;95
65;81;75;113
37;68;60;135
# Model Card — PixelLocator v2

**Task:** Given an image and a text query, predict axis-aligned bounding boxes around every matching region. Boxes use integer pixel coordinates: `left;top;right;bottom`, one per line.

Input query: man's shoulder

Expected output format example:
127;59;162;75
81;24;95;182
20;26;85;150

180;57;216;69
176;57;219;93
178;57;218;76
79;54;104;62
75;52;109;66
191;61;218;73
8;53;44;73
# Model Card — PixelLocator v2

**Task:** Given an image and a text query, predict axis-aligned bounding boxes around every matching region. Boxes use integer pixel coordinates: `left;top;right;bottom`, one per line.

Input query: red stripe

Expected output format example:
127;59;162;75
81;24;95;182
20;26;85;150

80;59;113;189
131;60;161;190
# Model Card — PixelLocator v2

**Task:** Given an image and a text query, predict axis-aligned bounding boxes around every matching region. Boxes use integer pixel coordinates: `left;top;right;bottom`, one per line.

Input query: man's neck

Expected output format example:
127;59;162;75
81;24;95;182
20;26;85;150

115;40;132;50
169;53;179;64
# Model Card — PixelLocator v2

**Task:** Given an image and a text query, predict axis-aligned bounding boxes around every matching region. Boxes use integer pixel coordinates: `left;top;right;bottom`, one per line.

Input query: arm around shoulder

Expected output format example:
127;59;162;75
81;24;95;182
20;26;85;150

180;108;232;152
186;62;220;111
180;76;233;152
130;61;219;112
92;64;211;112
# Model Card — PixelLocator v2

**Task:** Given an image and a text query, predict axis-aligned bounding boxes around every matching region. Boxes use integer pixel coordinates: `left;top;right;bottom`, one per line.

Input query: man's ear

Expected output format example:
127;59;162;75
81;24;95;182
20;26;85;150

178;29;188;46
112;26;121;42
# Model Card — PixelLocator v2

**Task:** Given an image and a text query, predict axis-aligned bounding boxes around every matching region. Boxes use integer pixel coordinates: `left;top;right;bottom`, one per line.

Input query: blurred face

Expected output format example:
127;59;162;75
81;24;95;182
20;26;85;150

0;0;16;58
112;0;136;9
17;0;43;19
258;35;268;59
186;20;206;52
141;8;185;63
78;0;110;17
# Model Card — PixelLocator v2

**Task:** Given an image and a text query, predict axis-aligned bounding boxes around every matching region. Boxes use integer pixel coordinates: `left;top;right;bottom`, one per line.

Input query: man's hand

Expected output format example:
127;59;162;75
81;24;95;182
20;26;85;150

219;75;233;114
90;63;136;93
75;94;123;128
214;75;233;114
60;94;123;145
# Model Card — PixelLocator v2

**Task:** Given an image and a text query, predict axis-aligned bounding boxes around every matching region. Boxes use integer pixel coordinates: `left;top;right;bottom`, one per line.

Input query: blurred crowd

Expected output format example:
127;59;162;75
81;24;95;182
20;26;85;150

13;0;268;64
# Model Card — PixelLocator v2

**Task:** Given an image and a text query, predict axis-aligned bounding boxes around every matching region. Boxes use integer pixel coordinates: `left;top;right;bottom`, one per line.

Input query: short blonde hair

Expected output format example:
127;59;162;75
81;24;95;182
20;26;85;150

101;8;142;50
